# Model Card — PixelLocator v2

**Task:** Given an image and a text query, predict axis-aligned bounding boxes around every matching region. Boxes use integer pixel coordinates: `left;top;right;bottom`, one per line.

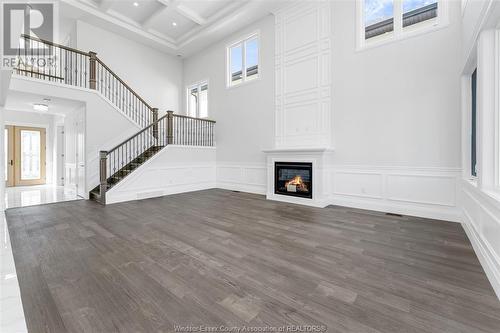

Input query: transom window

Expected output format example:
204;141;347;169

227;33;259;87
359;0;446;48
187;81;208;118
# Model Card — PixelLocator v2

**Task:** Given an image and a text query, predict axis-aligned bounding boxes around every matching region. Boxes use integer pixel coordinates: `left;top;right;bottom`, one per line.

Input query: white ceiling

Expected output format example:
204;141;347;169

60;0;290;57
5;90;83;117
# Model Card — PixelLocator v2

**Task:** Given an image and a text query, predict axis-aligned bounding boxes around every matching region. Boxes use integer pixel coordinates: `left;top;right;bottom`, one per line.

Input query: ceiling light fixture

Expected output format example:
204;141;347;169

33;104;49;112
172;22;177;26
133;2;139;7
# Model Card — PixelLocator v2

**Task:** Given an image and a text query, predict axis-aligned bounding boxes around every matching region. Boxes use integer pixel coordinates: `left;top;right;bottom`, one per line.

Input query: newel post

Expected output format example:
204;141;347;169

89;51;97;90
152;108;158;140
99;151;108;204
167;111;174;145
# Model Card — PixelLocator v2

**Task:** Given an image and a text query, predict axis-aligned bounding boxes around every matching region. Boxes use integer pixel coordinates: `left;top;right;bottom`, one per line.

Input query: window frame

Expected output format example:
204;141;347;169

226;31;260;88
471;68;478;178
356;0;449;51
186;80;209;119
495;31;500;192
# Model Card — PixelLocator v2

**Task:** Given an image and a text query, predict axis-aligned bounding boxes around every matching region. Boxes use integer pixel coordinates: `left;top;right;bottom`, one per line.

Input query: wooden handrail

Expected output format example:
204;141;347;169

106;112;216;154
14;68;64;81
107;114;169;155
20;34;154;114
173;114;216;123
21;34;90;56
95;57;153;110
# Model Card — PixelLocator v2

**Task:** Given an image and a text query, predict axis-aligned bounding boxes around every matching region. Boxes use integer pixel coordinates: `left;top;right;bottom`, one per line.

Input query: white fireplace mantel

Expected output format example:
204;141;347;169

263;148;333;208
262;147;334;154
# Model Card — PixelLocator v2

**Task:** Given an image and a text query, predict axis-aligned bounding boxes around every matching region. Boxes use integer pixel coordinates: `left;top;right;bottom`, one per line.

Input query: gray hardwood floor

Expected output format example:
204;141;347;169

6;189;500;333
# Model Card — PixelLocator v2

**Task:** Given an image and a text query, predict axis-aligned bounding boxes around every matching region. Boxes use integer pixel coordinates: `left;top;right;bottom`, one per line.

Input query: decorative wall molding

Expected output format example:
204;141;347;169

460;182;500;299
216;164;267;195
65;163;77;188
215;162;461;222
329;166;462;222
274;1;332;149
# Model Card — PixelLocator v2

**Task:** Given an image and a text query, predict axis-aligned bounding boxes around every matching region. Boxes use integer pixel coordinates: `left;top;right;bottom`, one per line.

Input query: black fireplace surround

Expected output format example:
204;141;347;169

274;162;313;199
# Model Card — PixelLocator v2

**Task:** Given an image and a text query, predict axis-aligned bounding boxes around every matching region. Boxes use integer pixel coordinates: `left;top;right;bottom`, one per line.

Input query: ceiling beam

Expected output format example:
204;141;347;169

99;0;114;11
175;4;207;25
157;0;170;6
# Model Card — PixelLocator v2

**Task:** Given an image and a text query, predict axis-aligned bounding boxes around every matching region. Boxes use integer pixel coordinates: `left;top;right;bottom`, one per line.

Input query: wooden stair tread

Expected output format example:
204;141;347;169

89;145;165;203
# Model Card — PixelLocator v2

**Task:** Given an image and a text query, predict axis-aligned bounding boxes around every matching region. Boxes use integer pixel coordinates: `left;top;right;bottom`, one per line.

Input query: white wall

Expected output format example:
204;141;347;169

458;1;500;299
0;109;5;210
3;109;57;185
325;1;463;222
331;1;461;167
183;15;275;166
106;146;216;204
76;21;183;114
183;2;463;220
63;106;81;190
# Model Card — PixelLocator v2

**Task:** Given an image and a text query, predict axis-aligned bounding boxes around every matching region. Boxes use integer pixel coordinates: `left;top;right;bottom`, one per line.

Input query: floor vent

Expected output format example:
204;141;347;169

232;191;241;193
386;212;404;217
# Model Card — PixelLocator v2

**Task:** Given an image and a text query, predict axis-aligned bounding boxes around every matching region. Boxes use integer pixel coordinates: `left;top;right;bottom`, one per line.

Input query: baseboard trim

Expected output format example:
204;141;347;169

216;182;266;195
330;194;462;222
462;212;500;300
107;182;216;204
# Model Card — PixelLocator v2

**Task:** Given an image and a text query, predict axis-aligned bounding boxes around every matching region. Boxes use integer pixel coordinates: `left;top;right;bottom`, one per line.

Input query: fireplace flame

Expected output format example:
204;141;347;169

285;175;308;191
286;175;303;186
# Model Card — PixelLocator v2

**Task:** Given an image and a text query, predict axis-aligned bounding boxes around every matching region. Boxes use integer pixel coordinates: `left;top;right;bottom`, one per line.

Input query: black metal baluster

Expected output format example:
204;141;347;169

84;54;87;88
79;53;82;87
74;52;77;86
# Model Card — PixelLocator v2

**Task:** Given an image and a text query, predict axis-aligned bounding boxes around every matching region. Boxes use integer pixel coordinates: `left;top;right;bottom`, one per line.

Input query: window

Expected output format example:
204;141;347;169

364;0;394;40
227;33;259;87
359;0;445;48
187;81;208;118
471;68;477;177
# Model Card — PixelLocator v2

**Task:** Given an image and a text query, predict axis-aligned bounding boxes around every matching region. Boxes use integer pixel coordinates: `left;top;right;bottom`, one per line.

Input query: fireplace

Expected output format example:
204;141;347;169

275;162;313;199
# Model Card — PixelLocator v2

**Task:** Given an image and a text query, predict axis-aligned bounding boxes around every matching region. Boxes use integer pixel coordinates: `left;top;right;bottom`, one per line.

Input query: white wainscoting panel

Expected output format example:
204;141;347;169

275;1;332;149
460;181;500;299
64;163;77;191
217;163;267;194
106;146;216;204
334;172;383;199
330;166;462;222
386;174;457;206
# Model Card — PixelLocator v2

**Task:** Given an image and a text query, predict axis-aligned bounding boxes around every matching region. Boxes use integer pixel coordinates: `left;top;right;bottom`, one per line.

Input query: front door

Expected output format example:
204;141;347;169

13;126;46;186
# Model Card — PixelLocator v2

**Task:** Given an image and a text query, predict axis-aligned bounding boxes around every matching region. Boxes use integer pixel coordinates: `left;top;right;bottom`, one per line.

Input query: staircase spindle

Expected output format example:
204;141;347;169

89;51;97;89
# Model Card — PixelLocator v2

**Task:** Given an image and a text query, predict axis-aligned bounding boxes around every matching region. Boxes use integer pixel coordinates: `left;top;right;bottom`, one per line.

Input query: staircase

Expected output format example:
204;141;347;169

89;145;164;202
14;34;216;205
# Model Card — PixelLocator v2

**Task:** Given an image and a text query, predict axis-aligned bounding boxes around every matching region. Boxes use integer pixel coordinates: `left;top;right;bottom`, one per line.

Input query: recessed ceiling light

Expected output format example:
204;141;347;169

133;2;139;7
172;22;177;27
33;104;48;112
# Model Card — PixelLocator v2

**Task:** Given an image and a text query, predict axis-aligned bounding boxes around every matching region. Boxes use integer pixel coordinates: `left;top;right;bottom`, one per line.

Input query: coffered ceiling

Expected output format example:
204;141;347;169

60;0;289;57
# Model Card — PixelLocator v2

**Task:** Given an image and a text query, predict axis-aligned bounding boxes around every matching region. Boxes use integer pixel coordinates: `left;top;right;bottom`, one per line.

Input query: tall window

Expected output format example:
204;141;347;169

227;33;259;87
187;81;208;118
361;0;442;45
471;68;477;177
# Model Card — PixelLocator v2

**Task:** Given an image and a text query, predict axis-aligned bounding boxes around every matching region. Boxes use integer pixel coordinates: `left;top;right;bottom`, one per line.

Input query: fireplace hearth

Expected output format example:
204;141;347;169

275;162;312;199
